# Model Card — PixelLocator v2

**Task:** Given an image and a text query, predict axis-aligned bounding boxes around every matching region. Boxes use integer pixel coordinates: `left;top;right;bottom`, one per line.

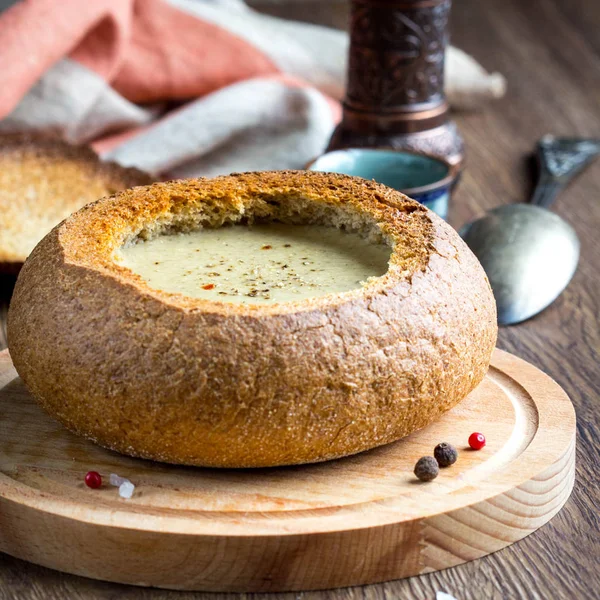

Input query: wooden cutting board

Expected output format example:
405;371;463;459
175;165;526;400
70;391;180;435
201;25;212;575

0;348;575;592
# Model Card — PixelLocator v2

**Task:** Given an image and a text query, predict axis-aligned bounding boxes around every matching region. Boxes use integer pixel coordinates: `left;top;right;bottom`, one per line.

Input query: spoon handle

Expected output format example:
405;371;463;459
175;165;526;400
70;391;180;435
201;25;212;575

530;135;600;209
530;173;563;209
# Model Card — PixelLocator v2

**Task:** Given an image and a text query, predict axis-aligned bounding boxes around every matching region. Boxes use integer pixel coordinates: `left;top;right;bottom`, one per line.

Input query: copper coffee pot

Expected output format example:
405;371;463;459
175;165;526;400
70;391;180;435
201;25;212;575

328;0;464;168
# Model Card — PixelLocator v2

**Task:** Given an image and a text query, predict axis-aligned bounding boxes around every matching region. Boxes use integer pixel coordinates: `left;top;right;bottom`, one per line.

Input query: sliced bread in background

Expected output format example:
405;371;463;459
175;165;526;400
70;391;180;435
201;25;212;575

0;134;151;272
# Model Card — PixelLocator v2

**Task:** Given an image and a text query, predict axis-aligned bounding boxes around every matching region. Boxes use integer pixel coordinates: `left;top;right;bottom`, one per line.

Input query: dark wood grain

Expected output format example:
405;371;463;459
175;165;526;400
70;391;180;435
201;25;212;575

1;0;599;598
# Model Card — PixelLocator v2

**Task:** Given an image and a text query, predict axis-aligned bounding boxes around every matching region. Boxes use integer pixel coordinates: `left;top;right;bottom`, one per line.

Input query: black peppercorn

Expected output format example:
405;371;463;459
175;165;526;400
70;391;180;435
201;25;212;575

434;442;458;467
414;456;439;481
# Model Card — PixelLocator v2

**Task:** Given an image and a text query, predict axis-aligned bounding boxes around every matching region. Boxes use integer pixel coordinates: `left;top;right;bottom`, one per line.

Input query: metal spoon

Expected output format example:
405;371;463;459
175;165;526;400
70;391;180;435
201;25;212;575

460;136;600;325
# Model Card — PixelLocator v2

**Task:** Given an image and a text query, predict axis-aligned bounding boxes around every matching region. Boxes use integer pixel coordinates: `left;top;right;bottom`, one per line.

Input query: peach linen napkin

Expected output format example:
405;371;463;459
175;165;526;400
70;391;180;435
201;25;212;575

0;0;505;179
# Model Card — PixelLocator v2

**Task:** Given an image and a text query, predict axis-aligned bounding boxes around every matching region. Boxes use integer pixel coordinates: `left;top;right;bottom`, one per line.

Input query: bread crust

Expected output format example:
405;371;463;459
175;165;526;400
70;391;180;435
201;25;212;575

0;132;151;269
8;172;497;467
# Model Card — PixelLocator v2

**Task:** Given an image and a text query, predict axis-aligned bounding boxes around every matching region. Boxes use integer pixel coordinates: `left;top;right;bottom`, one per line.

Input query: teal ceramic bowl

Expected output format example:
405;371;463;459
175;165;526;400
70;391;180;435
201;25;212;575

307;148;457;219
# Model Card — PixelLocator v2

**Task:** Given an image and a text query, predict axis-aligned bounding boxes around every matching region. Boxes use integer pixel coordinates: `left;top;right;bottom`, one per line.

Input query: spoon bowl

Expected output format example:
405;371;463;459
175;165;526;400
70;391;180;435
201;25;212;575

460;204;579;325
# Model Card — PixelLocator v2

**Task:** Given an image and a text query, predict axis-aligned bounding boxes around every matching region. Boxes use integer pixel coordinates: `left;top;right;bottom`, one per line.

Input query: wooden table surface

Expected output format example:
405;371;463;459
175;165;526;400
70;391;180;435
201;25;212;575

1;0;599;598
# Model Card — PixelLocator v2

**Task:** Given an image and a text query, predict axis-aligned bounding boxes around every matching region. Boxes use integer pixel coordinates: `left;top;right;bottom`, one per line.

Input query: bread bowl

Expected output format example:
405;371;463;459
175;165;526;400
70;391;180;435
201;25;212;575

0;133;151;272
8;171;497;467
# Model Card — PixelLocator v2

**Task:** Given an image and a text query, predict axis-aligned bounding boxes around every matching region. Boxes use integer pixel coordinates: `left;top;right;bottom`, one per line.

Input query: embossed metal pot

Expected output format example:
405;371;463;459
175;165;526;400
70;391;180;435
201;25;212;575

328;0;464;168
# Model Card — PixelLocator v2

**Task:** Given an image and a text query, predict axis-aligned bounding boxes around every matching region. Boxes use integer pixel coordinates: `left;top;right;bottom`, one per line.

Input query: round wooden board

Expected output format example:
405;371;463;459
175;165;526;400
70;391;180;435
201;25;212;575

0;348;575;592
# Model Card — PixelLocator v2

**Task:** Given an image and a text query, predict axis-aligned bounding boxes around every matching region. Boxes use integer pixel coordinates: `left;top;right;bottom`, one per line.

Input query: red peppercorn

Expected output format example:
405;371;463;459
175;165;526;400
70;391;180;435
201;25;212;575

85;471;102;489
468;432;486;450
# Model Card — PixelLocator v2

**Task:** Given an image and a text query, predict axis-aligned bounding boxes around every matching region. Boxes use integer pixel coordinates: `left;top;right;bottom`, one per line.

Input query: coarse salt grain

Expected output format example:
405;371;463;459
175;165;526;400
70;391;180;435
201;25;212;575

119;481;135;499
109;473;129;487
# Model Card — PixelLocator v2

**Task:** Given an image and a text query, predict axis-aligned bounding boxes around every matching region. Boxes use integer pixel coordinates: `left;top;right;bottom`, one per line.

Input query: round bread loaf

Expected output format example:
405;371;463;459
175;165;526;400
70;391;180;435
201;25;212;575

0;133;151;271
8;172;497;467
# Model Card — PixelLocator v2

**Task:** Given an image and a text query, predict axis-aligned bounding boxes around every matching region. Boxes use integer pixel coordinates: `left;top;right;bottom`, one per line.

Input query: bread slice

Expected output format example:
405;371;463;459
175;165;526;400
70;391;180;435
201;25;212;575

8;172;498;468
0;134;151;271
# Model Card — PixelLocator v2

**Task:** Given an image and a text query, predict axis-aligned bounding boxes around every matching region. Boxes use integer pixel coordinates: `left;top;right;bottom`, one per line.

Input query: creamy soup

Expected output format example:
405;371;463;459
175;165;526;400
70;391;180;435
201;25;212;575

116;223;390;304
